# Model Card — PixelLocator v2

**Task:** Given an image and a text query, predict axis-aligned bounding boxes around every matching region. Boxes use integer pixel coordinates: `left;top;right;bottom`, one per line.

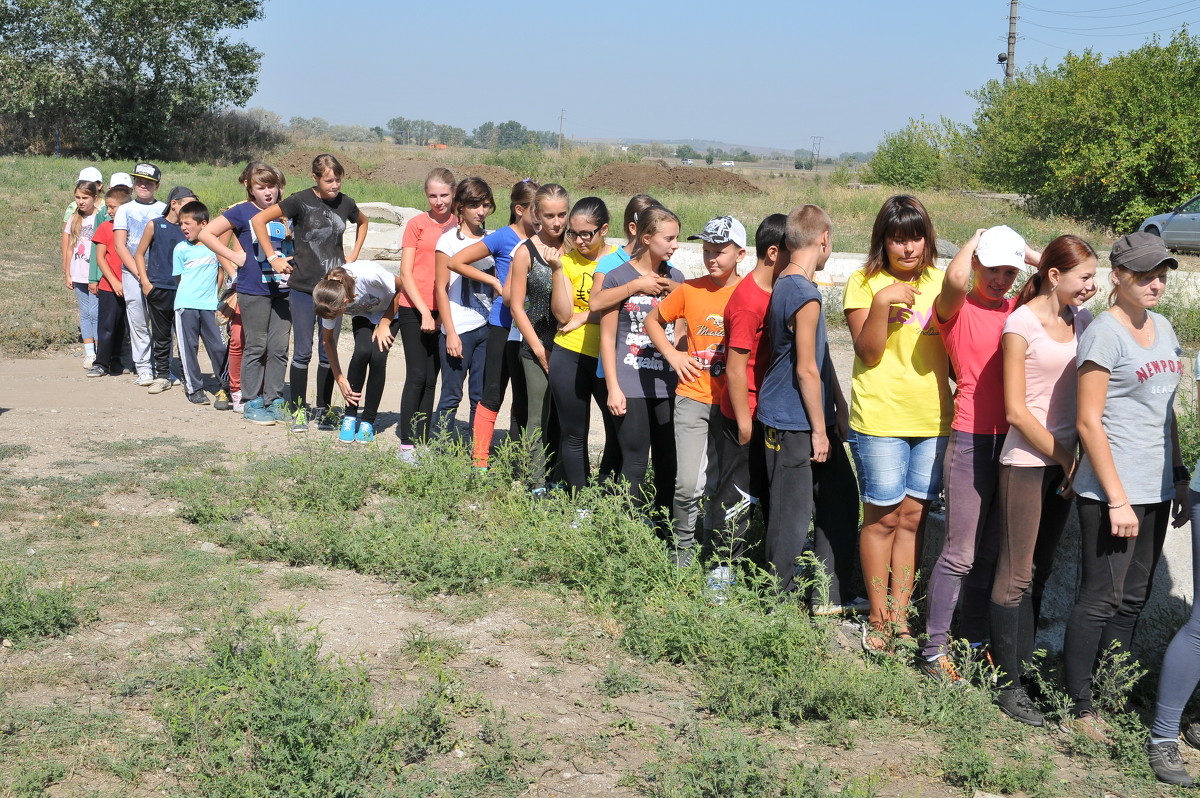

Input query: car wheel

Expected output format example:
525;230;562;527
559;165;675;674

1144;226;1161;236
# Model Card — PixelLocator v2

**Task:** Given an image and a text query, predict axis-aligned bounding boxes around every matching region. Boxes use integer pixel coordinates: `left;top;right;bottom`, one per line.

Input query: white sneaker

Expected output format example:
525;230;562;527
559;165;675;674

134;373;155;387
231;390;244;414
169;373;182;386
82;354;95;369
146;377;172;394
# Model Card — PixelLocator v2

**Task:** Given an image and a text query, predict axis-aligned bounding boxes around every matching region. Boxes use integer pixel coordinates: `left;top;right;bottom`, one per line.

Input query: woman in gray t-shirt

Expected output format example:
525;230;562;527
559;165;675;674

1063;233;1189;740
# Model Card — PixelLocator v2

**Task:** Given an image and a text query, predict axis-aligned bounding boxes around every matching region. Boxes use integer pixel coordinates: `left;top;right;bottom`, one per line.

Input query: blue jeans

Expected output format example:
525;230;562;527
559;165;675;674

73;282;98;341
435;325;488;431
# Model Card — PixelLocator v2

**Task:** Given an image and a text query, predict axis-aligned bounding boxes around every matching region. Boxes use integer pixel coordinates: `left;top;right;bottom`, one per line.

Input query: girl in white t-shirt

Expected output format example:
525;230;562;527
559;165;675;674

992;234;1095;726
62;179;101;368
434;177;498;434
314;261;403;443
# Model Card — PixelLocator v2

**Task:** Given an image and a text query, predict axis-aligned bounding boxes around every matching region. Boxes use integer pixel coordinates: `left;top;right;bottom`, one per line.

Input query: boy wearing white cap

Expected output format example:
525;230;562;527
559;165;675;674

919;225;1040;683
113;162;165;385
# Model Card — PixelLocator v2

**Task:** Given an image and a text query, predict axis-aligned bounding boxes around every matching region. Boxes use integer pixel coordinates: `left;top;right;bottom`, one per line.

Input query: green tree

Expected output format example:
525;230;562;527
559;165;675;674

0;0;264;158
676;144;700;160
971;30;1200;231
705;150;714;166
862;117;976;190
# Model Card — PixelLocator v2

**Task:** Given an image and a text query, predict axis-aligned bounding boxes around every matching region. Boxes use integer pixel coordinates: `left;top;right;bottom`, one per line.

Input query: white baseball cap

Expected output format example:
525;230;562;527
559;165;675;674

687;215;748;249
77;166;103;183
109;172;133;189
976;225;1028;269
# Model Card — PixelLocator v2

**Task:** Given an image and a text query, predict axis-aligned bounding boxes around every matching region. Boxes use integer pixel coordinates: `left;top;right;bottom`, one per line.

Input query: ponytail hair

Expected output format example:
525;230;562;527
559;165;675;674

314;266;356;319
508;178;539;224
311;153;344;179
69;179;102;251
1013;234;1096;308
621;194;662;242
629;205;681;263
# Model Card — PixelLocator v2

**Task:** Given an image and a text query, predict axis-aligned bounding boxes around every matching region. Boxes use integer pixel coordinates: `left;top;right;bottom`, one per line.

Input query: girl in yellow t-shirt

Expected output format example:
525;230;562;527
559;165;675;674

842;194;952;652
548;197;618;492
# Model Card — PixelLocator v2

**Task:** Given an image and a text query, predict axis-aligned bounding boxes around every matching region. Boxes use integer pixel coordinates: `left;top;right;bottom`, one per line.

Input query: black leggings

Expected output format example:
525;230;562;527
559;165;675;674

548;345;609;490
478;324;529;433
396;306;439;445
345;316;400;425
615;396;676;526
1063;497;1170;715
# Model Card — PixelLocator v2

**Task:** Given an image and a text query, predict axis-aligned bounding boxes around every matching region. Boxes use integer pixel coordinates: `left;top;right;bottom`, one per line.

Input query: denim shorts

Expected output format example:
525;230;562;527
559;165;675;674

848;431;948;506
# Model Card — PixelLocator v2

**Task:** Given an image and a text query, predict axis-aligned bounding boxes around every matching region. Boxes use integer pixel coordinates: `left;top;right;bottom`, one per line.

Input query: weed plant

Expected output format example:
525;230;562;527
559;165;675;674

0;564;84;644
155;611;453;797
640;720;881;798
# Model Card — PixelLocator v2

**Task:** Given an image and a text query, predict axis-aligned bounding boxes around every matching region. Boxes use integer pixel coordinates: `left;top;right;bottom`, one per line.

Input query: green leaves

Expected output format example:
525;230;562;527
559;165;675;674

971;30;1200;233
0;0;265;158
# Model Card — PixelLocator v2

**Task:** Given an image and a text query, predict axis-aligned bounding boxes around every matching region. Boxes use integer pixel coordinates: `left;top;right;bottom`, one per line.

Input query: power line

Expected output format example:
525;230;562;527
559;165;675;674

1023;16;1200;34
1023;0;1167;12
1023;1;1200;29
1023;0;1198;18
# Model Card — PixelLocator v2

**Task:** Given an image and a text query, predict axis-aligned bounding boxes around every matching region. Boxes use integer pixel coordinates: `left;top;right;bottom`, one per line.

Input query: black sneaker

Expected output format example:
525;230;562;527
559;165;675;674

918;655;965;685
1185;723;1200;751
187;390;210;405
996;686;1044;726
314;406;337;431
1147;740;1194;787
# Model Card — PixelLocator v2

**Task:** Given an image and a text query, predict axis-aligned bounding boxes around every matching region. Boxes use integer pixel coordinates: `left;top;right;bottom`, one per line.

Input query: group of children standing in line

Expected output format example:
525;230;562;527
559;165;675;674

61;156;1200;785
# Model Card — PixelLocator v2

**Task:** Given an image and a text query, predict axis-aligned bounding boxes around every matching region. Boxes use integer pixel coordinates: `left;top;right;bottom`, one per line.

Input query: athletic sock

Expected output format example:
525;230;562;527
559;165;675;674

85;342;96;356
472;405;499;468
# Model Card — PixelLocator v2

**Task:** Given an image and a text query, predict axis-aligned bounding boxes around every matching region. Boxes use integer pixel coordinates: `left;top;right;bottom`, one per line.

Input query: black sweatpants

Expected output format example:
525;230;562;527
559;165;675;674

145;286;176;379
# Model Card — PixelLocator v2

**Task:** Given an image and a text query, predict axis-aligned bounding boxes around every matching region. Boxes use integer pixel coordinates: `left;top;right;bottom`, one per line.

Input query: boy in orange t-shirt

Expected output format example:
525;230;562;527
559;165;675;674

645;215;746;565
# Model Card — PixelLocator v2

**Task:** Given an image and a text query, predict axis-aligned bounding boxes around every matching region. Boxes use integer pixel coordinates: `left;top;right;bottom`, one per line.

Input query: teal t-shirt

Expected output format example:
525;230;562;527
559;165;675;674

172;240;220;311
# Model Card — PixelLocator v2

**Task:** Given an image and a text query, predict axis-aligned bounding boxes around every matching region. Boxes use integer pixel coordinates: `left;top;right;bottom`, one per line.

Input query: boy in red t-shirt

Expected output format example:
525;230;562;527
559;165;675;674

706;214;790;577
645;215;746;567
86;187;133;377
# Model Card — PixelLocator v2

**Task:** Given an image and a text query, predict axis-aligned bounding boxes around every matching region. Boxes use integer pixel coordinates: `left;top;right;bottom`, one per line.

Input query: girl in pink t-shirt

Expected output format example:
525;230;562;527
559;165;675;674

63;179;102;368
921;226;1032;681
991;235;1096;726
397;167;458;455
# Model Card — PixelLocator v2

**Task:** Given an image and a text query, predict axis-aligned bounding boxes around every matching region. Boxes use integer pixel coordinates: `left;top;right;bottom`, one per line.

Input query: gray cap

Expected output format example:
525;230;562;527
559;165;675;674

165;186;196;207
1110;232;1178;273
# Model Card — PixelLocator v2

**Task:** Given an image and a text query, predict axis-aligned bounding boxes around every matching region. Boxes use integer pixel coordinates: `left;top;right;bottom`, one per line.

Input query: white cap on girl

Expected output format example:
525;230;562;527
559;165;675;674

77;167;103;183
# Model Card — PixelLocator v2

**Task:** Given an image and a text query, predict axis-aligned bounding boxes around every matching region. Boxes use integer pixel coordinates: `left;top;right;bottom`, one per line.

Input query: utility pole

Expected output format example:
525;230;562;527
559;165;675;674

558;108;565;155
810;136;823;171
1005;0;1018;83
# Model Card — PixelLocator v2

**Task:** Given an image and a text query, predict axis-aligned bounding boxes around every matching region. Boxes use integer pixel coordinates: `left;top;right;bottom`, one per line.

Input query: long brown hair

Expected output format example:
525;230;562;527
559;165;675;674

1014;234;1096;308
68;179;101;250
863;195;936;278
314;266;356;319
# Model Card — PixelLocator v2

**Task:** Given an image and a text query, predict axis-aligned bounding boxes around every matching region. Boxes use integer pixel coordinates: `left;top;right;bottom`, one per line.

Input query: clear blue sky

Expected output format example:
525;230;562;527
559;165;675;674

238;0;1200;155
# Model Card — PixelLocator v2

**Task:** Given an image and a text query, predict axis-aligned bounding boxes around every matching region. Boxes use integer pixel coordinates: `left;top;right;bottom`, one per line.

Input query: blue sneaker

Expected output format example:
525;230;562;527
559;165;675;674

268;398;290;423
338;416;358;443
355;420;375;443
244;398;276;426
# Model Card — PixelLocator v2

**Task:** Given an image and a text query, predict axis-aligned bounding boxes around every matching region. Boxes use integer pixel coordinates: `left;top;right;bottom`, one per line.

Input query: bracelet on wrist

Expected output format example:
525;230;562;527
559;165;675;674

1107;500;1128;511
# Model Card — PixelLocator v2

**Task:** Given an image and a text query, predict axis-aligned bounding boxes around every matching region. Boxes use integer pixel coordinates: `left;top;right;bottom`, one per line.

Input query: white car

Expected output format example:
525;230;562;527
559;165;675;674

1139;193;1200;251
720;161;735;167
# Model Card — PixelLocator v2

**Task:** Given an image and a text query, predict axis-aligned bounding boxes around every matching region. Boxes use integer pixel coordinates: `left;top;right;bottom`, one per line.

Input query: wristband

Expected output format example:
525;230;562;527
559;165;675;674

1107;500;1128;511
269;252;286;261
1174;465;1191;484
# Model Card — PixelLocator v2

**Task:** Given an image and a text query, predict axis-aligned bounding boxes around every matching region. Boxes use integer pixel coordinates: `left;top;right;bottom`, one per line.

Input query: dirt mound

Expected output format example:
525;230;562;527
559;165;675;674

579;161;761;195
369;160;519;190
274;149;367;181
